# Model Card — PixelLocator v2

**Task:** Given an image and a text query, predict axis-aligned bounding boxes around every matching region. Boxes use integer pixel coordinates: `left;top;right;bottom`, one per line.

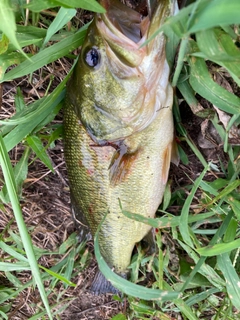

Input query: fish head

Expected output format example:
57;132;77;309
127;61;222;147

68;0;176;144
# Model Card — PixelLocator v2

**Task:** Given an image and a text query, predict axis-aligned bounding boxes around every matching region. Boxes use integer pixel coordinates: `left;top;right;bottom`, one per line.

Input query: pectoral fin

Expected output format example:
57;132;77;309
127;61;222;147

162;143;172;185
171;138;180;166
109;143;140;186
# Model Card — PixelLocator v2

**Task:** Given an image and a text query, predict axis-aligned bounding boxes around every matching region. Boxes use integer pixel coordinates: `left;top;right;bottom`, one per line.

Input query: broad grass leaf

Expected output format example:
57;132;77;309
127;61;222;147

9;25;47;50
1;65;72;151
0;52;25;81
178;240;225;290
223;218;237;243
24;0;105;12
39;265;76;287
62;247;76;288
0;0;25;55
0;241;28;262
0;34;9;54
26;135;54;171
177;144;189;165
162;181;171;211
174;299;198;320
177;80;204;116
55;0;105;12
34;102;63;132
0;262;30;272
0;310;8;320
185;288;220;307
42;7;76;48
15;87;25;112
121;207;216;229
209;180;240;204
218;253;240;310
196;28;240;83
23;0;61;12
111;314;127;320
0;147;29;203
5;271;23;287
164;23;180;70
189;45;240;115
188;0;240;33
2;25;88;82
0;135;53;319
227;197;240;220
58;233;78;255
3;92;64;151
197;239;240;257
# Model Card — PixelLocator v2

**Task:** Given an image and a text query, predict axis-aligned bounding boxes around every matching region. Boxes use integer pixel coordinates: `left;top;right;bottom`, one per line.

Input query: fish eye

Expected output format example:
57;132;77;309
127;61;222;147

84;47;101;68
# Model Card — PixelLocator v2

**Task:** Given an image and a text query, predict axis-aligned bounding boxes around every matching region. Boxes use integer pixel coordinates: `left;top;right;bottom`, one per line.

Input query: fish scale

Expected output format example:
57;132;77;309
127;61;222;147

64;85;173;271
64;0;176;293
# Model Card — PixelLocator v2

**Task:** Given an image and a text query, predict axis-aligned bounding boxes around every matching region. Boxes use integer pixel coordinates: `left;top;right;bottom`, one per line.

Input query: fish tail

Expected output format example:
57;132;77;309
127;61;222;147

90;270;121;295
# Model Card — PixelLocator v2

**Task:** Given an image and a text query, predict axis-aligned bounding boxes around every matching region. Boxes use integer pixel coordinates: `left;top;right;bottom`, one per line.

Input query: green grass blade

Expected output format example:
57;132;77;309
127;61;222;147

209;180;240;205
178;240;225;290
185;288;220;307
0;241;28;262
181;211;234;292
218;253;240;310
0;262;30;272
172;37;188;87
3;94;63;151
62;247;76;288
55;0;105;12
0;135;53;320
0;0;26;56
197;238;240;257
0;147;30;203
189;0;240;33
0;52;25;81
228;197;240;220
174;299;198;320
179;164;209;247
23;0;59;12
42;7;76;48
26;135;54;171
2;25;88;82
24;0;105;12
177;80;204;116
111;314;127;320
188;41;240;115
121;206;216;230
39;265;76;287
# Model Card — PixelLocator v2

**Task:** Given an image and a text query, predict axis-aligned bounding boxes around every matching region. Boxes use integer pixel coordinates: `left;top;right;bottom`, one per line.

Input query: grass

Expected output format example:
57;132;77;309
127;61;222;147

0;0;240;319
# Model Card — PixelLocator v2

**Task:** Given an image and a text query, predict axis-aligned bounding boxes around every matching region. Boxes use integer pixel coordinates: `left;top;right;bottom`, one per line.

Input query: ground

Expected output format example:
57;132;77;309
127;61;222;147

0;0;238;319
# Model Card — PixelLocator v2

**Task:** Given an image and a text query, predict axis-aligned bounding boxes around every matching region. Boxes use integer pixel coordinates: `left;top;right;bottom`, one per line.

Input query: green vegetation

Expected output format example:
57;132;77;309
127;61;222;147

0;0;240;319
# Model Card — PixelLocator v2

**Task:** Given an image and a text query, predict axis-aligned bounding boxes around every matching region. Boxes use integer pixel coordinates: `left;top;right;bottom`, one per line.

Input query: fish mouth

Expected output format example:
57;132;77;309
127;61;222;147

96;0;173;67
100;0;148;44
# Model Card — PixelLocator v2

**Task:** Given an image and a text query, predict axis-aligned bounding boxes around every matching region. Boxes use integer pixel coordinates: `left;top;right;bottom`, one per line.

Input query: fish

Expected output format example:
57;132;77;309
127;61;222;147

64;0;177;294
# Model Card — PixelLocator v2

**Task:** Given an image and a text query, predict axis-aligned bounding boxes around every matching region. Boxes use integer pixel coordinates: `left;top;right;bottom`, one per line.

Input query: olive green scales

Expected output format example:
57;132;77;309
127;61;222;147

64;0;176;293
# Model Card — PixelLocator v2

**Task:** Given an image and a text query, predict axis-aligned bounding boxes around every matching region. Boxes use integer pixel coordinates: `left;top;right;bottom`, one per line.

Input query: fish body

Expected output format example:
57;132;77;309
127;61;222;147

64;0;176;292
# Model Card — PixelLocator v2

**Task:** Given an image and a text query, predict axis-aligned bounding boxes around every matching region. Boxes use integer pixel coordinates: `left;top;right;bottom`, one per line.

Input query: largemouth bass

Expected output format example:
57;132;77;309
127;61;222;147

64;0;177;293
